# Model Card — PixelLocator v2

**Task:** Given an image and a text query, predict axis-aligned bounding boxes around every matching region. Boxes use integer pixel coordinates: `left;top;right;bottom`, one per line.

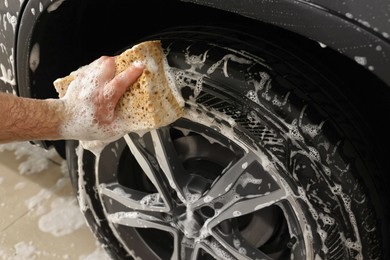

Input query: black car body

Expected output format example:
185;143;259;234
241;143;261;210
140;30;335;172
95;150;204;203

1;0;389;259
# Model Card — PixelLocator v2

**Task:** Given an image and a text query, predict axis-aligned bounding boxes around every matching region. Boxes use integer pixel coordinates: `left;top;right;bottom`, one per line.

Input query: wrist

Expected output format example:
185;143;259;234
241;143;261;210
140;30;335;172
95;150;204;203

43;98;68;140
59;97;102;140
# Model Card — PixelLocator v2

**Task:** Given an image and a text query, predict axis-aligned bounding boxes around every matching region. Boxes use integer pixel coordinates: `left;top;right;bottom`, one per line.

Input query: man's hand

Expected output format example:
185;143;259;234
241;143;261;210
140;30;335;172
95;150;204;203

60;56;144;141
69;56;144;125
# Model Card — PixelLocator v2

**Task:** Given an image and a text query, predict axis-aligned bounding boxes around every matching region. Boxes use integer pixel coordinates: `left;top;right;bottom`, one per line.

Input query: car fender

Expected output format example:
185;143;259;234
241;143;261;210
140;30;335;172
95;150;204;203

14;0;390;97
183;0;390;87
0;0;21;94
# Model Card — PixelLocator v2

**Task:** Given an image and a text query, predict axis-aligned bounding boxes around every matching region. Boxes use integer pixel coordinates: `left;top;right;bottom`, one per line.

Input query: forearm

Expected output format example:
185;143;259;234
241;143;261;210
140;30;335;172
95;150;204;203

0;93;66;143
0;57;143;144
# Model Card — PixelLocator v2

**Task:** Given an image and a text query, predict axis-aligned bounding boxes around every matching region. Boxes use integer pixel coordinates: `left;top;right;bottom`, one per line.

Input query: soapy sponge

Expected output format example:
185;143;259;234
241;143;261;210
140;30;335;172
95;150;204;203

53;40;185;134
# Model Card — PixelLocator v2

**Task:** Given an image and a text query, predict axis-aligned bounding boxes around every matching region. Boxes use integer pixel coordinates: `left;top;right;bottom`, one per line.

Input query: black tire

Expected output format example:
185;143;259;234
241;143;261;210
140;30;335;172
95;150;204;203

66;25;388;260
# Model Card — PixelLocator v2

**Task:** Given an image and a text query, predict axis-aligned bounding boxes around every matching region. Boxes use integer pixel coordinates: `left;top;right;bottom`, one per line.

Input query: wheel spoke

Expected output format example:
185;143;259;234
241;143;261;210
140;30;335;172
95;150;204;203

124;133;174;211
107;210;176;234
173;236;201;260
199;237;237;260
99;183;166;212
212;153;257;197
192;151;284;211
149;128;189;203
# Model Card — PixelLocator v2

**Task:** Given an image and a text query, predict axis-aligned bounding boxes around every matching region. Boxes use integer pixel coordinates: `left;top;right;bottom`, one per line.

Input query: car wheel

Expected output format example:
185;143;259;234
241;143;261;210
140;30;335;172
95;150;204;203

66;26;386;259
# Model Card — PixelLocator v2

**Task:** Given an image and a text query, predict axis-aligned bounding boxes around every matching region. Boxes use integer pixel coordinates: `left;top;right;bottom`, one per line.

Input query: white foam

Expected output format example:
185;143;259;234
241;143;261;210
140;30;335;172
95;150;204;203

12;241;37;260
38;197;85;237
14;181;27;190
47;0;65;12
318;42;327;48
232;211;242;217
165;65;184;107
354;56;367;66
0;141;58;175
25;188;52;215
6;12;17;32
345;13;354;18
79;244;111;260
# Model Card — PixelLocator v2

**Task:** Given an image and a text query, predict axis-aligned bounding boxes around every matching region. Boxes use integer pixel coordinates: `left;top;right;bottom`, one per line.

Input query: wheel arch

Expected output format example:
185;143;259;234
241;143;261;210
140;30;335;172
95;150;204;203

15;0;390;158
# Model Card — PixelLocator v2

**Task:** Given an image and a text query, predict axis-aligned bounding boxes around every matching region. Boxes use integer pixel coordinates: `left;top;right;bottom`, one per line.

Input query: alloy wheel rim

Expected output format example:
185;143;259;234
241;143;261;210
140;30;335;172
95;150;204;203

94;116;308;259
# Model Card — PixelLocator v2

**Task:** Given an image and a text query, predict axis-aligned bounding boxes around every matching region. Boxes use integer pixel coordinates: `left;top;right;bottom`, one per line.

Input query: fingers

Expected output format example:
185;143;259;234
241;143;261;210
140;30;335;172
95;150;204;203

95;56;116;85
93;63;144;125
104;63;145;106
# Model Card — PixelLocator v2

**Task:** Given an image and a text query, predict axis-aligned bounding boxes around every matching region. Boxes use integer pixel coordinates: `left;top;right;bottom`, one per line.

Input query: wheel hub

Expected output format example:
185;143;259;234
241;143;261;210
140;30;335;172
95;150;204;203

173;174;213;239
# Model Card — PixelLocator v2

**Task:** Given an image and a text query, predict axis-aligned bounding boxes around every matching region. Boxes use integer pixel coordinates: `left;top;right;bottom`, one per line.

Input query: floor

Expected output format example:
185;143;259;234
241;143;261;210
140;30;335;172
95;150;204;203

0;142;111;260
